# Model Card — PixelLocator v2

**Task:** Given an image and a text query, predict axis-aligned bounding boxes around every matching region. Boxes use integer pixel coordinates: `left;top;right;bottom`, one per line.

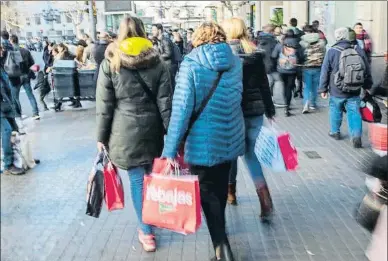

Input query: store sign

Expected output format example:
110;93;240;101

105;1;132;12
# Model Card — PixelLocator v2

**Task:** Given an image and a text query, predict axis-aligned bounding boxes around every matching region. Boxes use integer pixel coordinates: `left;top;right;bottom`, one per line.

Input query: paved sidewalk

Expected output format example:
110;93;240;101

1;98;379;261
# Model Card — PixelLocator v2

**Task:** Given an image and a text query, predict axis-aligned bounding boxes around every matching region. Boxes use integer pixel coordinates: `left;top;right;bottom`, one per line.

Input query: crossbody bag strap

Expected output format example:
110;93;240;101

131;70;166;133
183;71;224;141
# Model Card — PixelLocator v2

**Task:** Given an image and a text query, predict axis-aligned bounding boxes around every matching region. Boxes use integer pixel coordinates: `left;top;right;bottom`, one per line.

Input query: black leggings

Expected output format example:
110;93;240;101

280;73;297;108
190;162;232;248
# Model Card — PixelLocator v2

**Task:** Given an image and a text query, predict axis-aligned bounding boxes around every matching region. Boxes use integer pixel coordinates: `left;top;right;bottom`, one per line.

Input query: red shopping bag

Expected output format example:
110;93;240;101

142;173;201;234
277;133;298;171
102;150;125;211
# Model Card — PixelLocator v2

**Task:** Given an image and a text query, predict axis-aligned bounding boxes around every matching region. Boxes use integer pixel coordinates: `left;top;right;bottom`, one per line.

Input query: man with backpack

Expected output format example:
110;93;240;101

319;27;373;148
152;24;178;89
300;25;326;113
10;35;40;120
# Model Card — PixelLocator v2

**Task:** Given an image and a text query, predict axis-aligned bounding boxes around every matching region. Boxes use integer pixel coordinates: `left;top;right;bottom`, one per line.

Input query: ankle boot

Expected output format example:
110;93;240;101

256;184;274;222
227;183;237;205
212;239;235;261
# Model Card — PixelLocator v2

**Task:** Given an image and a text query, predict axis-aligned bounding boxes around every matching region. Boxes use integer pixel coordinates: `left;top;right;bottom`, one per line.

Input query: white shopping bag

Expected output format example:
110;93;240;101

11;131;36;170
254;126;286;172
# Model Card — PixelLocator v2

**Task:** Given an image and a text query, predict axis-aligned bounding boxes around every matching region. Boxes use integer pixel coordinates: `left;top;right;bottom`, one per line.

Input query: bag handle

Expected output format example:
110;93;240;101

183;71;225;141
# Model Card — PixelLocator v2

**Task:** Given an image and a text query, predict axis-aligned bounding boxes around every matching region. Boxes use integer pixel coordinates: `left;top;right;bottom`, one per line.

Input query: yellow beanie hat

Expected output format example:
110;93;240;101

119;37;153;56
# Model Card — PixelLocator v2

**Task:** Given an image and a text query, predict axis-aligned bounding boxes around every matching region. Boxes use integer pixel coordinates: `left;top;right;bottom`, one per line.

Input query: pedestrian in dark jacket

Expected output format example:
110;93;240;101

96;16;172;253
223;18;275;223
92;32;110;82
0;46;24;175
152;24;178;87
319;27;373;148
272;36;302;116
162;22;244;261
10;35;40;120
257;24;280;95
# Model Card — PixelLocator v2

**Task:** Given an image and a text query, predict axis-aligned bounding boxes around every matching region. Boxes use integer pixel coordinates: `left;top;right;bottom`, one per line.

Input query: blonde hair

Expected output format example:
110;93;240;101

191;22;227;48
222;18;255;54
110;16;147;72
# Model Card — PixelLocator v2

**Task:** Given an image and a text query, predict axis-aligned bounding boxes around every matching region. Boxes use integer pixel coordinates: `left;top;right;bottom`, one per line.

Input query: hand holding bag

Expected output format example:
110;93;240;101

255;123;298;172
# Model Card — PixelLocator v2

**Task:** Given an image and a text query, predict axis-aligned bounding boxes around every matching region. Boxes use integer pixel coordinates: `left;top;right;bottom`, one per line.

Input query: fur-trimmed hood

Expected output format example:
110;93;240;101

104;38;161;70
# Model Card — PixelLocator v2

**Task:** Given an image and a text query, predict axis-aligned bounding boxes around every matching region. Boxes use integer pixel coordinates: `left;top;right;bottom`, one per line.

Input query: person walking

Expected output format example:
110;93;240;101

222;18;276;222
312;20;328;45
151;24;178;87
96;16;172;252
272;32;302;116
299;25;326;113
319;27;373;148
9;35;40;120
0;46;25;175
257;24;279;96
353;22;373;63
92;32;110;82
162;22;245;261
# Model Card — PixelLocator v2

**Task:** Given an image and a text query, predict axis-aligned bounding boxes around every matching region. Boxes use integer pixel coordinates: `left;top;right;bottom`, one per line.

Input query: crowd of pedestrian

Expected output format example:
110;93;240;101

1;14;386;261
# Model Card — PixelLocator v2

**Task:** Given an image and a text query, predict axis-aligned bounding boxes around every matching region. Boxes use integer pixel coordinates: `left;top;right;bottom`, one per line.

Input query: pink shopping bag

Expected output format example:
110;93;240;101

278;133;298;171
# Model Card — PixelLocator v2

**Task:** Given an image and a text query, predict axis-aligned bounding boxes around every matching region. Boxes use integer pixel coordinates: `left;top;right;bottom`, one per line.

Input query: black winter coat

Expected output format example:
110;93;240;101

92;41;109;81
229;40;275;118
156;36;175;66
96;47;173;170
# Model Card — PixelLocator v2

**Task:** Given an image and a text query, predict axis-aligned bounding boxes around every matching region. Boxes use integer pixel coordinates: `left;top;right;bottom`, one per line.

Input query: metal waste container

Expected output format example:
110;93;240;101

78;69;96;99
52;60;77;100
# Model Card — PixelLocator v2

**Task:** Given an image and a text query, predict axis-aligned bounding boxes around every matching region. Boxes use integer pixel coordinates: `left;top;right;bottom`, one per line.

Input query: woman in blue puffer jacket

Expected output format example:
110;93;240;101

162;22;244;261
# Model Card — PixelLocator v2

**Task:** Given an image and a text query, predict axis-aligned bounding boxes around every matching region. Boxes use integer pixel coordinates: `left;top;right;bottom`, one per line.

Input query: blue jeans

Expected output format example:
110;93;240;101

21;77;39;116
1;118;13;170
127;166;152;235
229;116;266;185
303;68;321;107
329;96;362;138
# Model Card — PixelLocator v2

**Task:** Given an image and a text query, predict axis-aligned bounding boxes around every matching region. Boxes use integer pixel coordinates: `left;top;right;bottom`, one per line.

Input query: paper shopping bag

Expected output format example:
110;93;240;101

142;174;201;234
102;150;124;211
278;133;298;171
255;126;286;172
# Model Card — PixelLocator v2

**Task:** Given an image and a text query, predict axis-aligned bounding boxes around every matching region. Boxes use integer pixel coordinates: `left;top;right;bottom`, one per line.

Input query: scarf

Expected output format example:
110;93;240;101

356;30;372;53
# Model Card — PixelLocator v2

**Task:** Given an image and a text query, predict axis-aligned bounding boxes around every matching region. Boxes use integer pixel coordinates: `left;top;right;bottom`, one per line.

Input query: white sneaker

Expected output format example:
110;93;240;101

302;104;309;114
309;106;317;111
32;115;41;120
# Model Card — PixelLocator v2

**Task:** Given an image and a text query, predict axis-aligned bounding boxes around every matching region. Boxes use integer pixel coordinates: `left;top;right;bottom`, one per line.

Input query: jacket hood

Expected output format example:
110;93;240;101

333;39;353;49
105;38;161;70
186;42;235;72
301;33;320;44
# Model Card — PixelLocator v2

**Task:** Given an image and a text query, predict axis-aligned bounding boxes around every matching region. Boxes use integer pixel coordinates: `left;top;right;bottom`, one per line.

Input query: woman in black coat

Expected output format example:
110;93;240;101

96;17;172;252
223;18;276;223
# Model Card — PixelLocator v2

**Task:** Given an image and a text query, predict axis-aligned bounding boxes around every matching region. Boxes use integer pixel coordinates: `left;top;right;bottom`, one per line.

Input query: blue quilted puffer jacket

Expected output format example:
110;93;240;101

162;42;245;167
